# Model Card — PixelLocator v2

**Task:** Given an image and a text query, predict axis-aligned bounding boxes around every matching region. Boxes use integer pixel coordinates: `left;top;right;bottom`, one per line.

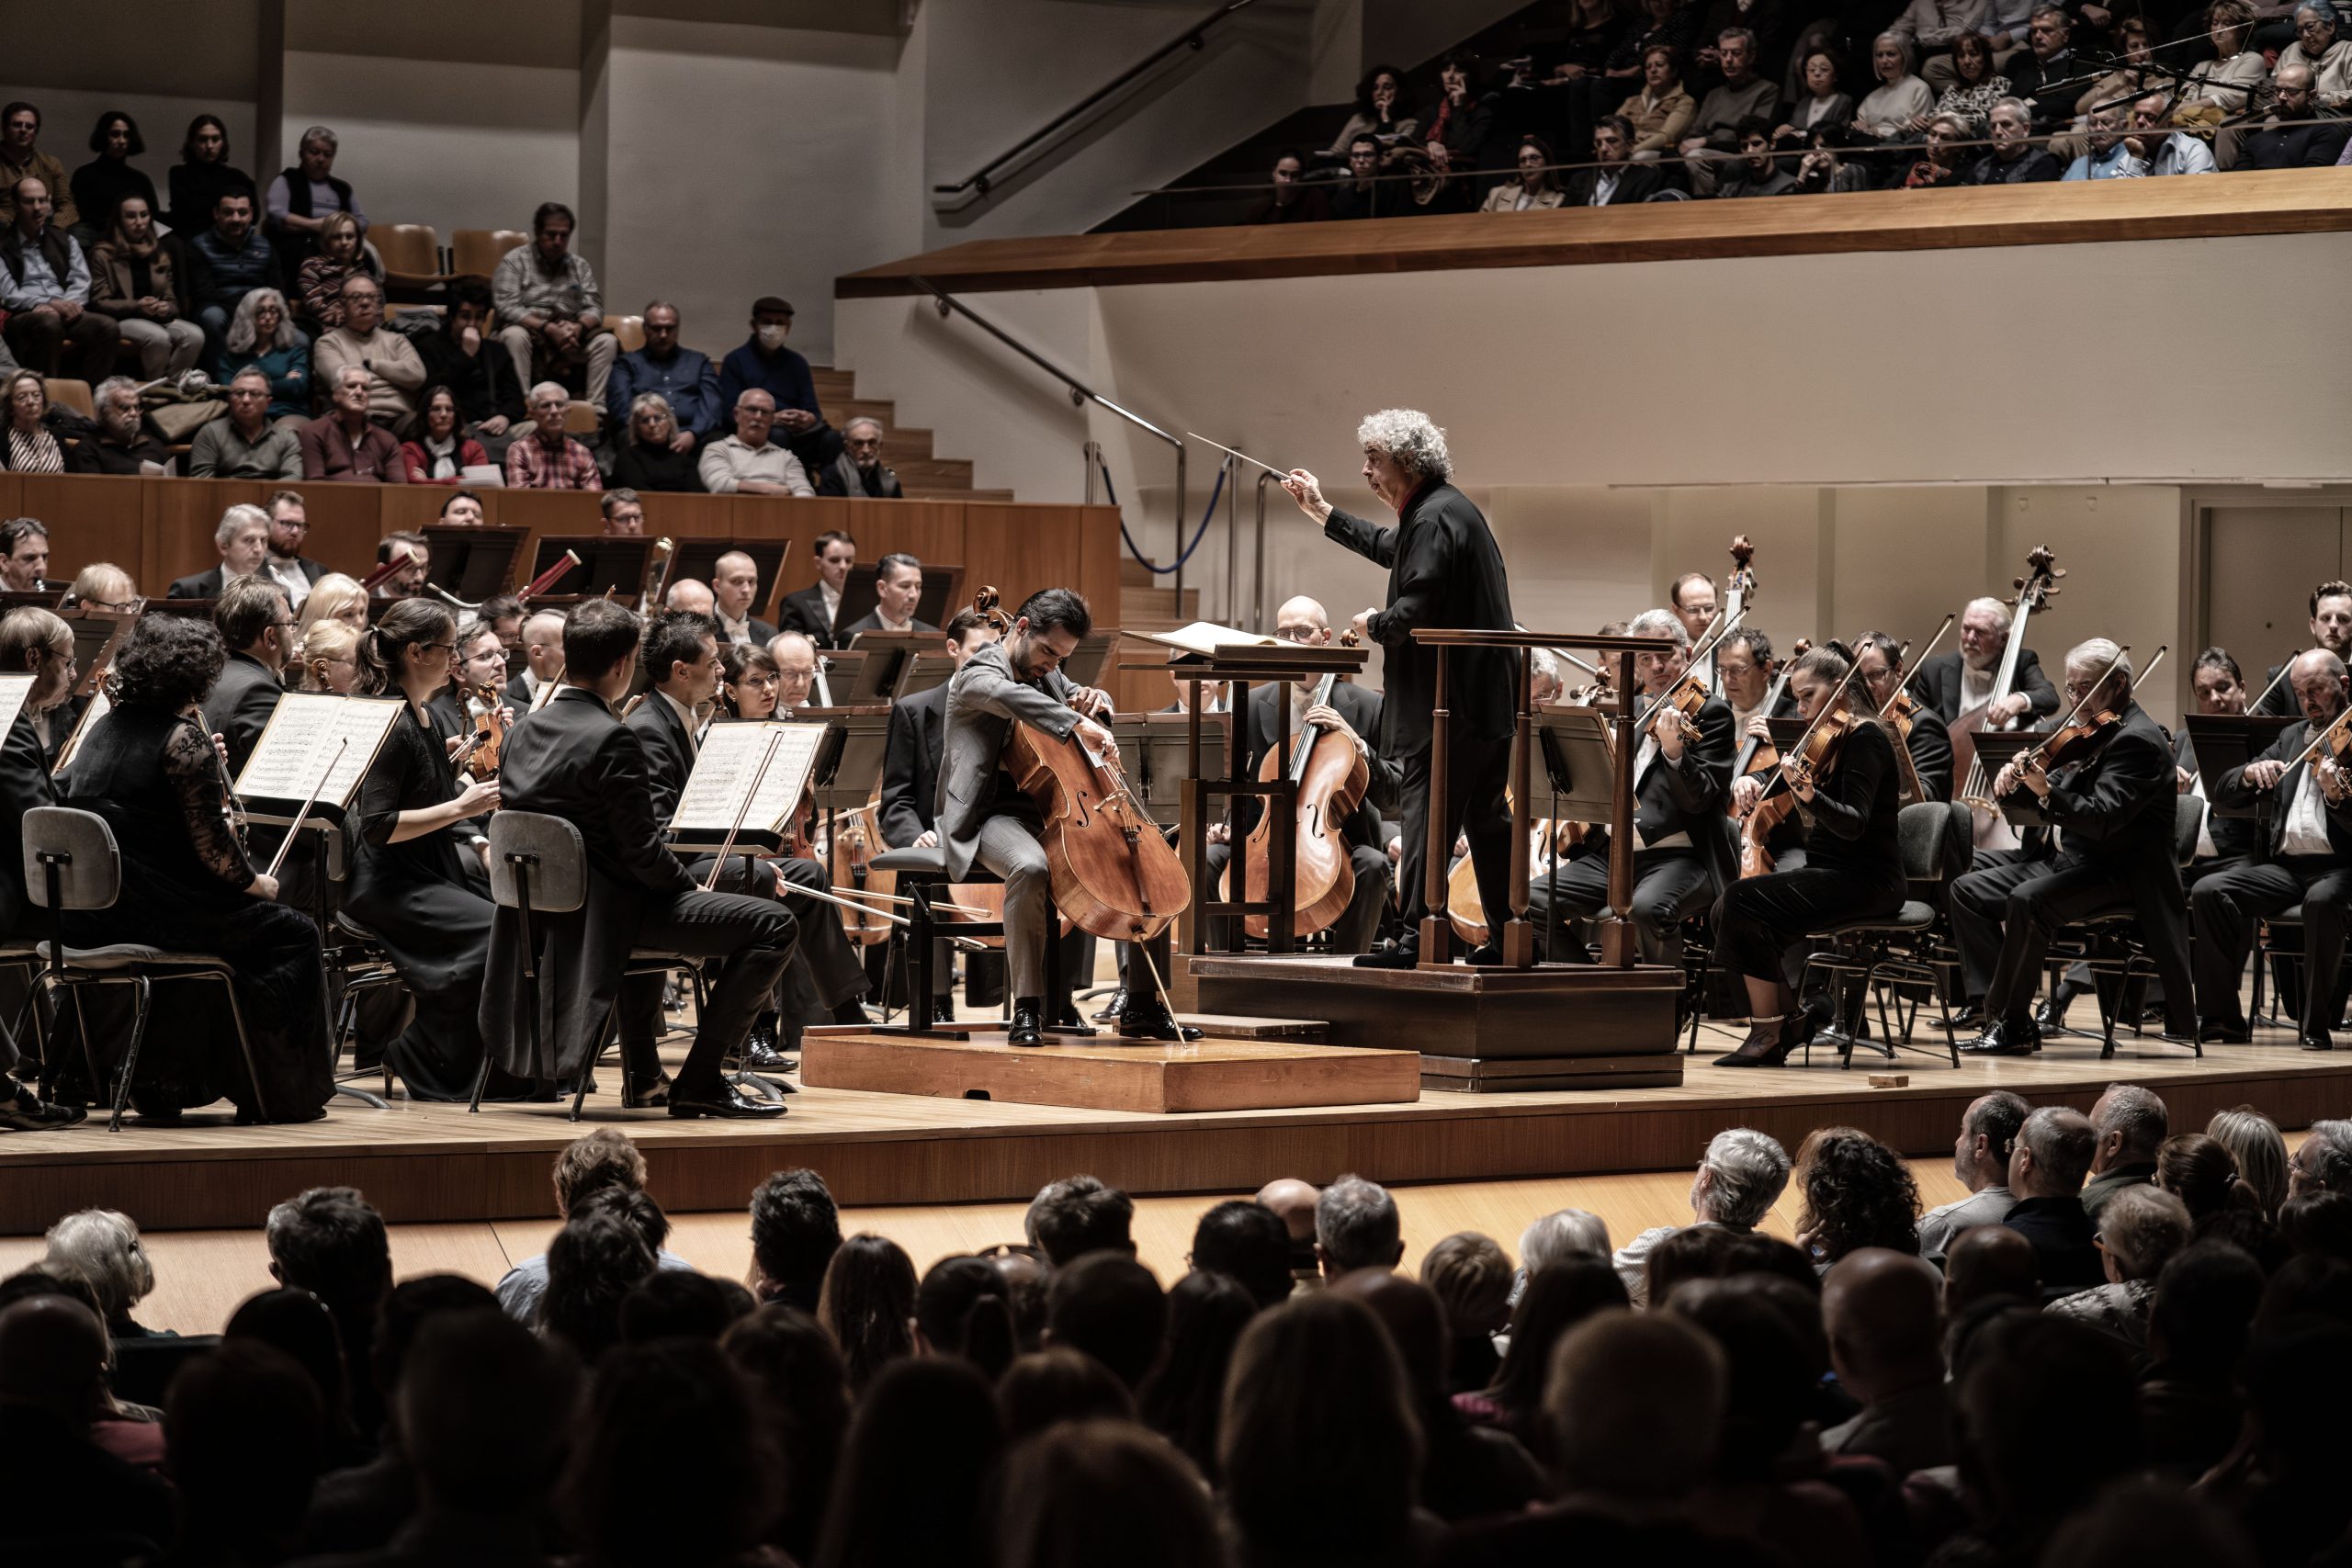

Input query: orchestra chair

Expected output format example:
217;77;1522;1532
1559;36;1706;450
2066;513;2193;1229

470;811;709;1121
1794;802;1962;1070
330;911;409;1103
21;807;269;1130
2037;794;2204;1060
449;228;528;279
866;845;1065;1035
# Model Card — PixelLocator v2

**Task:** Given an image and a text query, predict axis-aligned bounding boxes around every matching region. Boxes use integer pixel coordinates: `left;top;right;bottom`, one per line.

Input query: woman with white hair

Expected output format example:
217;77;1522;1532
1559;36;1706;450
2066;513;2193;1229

1282;409;1517;969
611;390;706;494
218;287;311;427
1854;34;1935;139
44;1210;164;1336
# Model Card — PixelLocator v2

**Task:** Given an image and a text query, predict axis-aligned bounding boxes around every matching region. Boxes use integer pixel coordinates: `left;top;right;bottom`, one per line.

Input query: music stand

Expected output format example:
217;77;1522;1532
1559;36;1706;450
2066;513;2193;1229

1065;627;1118;689
843;628;933;697
424;525;528;600
896;650;958;701
0;590;65;613
2185;716;2299;820
1114;712;1226;829
1534;707;1627;824
833;563;965;632
805;708;892;813
528;536;651;600
62;609;132;697
820;649;894;706
141;598;216;621
1969;732;2053;829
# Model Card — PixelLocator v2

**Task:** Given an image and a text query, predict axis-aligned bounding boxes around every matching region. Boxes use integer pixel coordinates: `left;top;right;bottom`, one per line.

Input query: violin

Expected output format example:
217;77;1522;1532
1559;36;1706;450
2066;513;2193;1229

1972;646;2166;810
970;587;1191;944
1239;632;1369;940
454;682;506;781
1737;642;1866;879
1727;637;1808;818
832;791;894;948
1880;688;1928;805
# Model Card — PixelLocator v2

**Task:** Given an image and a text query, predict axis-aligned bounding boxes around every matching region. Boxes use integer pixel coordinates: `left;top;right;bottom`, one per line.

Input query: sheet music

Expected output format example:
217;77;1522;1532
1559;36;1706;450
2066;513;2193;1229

1149;621;1281;658
0;676;36;753
671;720;828;835
52;684;109;775
234;694;406;808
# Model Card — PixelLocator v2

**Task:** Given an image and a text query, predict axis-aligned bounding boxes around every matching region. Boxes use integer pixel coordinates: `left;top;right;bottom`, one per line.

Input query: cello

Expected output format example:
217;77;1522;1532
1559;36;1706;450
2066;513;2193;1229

970;588;1192;946
1951;546;2064;846
1238;633;1370;939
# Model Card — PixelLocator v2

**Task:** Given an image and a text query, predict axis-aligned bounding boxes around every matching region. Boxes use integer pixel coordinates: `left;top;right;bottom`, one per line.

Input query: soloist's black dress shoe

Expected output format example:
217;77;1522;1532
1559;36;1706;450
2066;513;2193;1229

1008;1000;1044;1047
667;1082;788;1119
1959;1019;2041;1056
1117;1001;1204;1042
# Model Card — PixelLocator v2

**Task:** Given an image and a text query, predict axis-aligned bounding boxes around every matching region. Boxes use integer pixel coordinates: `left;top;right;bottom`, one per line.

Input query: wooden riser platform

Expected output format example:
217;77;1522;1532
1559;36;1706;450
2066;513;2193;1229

800;1032;1420;1114
3;1027;2347;1234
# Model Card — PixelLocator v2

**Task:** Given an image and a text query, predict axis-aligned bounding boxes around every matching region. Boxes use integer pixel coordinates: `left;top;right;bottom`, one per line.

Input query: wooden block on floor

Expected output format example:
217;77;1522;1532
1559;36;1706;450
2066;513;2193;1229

800;1032;1419;1114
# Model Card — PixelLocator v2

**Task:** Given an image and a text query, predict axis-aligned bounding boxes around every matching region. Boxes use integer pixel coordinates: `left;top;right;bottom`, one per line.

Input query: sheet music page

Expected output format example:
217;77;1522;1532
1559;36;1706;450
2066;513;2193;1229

52;683;110;775
0;676;35;751
671;720;828;836
234;694;406;807
1150;621;1280;658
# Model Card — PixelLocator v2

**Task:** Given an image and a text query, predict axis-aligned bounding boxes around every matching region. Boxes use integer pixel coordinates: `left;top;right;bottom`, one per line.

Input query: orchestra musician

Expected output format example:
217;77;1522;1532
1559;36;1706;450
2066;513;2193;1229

0;608;83;1126
425;620;509;737
345;601;508;1101
1670;573;1719;689
2191;649;2352;1050
257;490;327;613
479;599;793;1119
1905;595;2059;727
2254;581;2352;717
941;587;1194;1044
2177;648;2260;885
711;551;777;648
205;577;297;773
166;504;271;601
777;531;855;651
1717;629;1786;739
508;611;565;712
1709;645;1906;1067
1532;608;1735;966
1283;409;1517;969
373;533;429;602
842;554;935;639
880;608;1004;1013
1853;632;1953;804
720;641;782;718
60;614;334;1122
292;621;361;694
1949;638;2195;1055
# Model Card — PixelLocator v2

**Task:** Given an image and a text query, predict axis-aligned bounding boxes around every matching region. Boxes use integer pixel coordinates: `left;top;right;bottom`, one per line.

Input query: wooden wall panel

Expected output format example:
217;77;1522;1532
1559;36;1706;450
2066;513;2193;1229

746;498;848;595
967;503;1097;615
0;474;22;521
286;484;385;585
847;500;966;600
26;474;157;592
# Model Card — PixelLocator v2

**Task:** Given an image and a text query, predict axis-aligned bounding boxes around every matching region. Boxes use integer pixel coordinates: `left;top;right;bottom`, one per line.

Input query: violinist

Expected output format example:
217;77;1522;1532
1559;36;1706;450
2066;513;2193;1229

1854;631;1952;804
291;621;360;694
426;619;509;739
510;610;565;711
769;631;820;712
0;609;81;1127
480;599;792;1119
2191;649;2352;1050
1532;607;1735;967
1717;630;1786;741
345;601;507;1102
1950;638;2195;1056
1709;644;1906;1067
942;586;1194;1045
2253;581;2352;717
2177;648;2260;883
205;576;295;773
60;614;334;1122
1905;596;2058;727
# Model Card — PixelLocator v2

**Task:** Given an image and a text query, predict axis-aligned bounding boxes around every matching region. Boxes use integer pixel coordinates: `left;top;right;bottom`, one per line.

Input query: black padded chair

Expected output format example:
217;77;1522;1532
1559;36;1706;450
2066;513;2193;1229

2040;794;2204;1060
1795;803;1962;1069
866;845;1069;1035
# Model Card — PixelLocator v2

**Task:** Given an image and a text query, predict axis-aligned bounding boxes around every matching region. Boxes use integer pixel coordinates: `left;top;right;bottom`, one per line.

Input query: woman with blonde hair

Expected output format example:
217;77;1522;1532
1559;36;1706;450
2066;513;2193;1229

2207;1107;2290;1217
293;619;362;694
296;572;369;640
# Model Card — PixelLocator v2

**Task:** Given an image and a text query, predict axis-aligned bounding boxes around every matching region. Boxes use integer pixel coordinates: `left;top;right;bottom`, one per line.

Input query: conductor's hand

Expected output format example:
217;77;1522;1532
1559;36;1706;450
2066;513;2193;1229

2245;759;2288;790
1283;468;1333;525
455;779;501;816
247;872;281;902
915;829;939;849
1351;608;1374;644
1074;716;1114;756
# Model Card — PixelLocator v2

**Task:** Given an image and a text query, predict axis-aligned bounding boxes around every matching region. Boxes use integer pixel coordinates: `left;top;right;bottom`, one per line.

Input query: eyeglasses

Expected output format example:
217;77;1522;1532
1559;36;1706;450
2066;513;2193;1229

424;641;458;655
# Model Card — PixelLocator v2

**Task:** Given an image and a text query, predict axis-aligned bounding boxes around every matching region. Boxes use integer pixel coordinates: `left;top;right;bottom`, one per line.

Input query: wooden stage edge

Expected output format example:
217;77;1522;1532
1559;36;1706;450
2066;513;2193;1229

3;1032;2347;1234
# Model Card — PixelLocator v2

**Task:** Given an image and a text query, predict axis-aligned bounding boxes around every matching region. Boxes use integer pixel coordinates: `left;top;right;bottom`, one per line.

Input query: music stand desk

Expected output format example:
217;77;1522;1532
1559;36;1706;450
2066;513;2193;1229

424;525;529;600
530;536;651;599
1969;731;2055;829
834;563;965;635
2185;716;2298;821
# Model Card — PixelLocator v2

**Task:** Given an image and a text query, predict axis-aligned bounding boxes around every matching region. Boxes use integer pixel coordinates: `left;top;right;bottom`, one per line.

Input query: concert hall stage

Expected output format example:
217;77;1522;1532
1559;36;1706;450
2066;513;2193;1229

1;1027;2346;1234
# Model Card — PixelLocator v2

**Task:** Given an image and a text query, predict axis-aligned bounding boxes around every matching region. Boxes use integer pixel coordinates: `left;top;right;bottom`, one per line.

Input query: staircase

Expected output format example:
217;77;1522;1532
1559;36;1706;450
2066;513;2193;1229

1113;553;1202;712
809;367;1011;502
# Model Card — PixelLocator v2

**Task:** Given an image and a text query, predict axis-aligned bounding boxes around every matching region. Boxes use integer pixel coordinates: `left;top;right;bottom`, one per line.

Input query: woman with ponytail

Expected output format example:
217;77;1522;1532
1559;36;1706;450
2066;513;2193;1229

914;1254;1019;1382
344;599;512;1100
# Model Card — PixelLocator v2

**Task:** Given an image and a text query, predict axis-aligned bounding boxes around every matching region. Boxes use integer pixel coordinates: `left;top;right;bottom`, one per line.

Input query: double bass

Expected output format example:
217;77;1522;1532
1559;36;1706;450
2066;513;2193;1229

1951;546;2064;845
970;588;1191;944
1238;633;1369;939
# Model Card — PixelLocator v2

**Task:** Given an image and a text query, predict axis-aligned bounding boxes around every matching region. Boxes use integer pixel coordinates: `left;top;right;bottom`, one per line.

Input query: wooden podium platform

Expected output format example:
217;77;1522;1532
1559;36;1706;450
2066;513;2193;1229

799;1030;1422;1114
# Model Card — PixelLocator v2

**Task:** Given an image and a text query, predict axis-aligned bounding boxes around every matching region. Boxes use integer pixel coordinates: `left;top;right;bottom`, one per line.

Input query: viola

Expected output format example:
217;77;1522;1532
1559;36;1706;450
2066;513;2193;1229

1239;632;1369;940
831;795;895;948
455;682;506;781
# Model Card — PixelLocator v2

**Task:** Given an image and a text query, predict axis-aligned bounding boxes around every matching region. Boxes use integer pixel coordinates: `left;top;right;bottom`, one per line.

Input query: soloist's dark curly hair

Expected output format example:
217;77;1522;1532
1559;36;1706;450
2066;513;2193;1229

1795;1127;1921;1260
107;613;226;712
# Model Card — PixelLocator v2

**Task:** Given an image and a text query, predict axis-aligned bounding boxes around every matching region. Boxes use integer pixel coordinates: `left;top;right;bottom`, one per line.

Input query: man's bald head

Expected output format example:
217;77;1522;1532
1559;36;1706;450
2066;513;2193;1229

1823;1248;1944;1400
1255;1178;1321;1241
2011;1106;2098;1199
0;1295;109;1420
1942;1224;2040;1316
665;579;715;616
1275;596;1330;635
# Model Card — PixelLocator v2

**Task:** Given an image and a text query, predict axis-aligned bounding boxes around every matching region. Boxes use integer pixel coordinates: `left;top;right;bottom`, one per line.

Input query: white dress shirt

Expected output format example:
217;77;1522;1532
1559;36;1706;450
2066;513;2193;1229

2281;764;2335;858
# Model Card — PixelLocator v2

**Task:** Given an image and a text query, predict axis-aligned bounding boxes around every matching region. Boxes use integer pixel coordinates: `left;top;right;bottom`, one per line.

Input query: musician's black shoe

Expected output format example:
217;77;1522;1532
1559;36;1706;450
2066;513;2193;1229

832;999;876;1027
2199;1018;2250;1045
0;1083;79;1130
1048;999;1085;1031
1713;1017;1799;1069
621;1072;673;1110
740;1022;792;1074
1950;1003;1986;1032
1960;1019;2041;1056
1091;988;1127;1023
2302;1028;2335;1053
668;1081;788;1120
1117;1000;1204;1043
1462;942;1505;967
1008;999;1045;1048
1354;945;1418;970
2032;991;2076;1035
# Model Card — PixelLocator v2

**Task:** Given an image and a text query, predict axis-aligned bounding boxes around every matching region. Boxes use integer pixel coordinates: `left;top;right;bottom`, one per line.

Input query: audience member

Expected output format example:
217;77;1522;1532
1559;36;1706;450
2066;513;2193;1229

2210;1106;2291;1215
1000;1344;1137;1438
1257;1175;1323;1288
1971;96;2063;180
220;285;311;423
606;299;721;445
1920;1090;2028;1261
1;175;118;378
816;1357;1004;1568
1517;1209;1611;1285
497;1130;694;1321
818;1232;917;1394
618;1269;753;1344
192;376;300;491
564;1337;777;1568
701;387;816;495
413;275;523;455
1679;29;1781;192
1820;1247;1950;1471
1322;62;1420;162
1942;1210;2041;1315
41;1209;163;1338
2081;1082;2166;1219
994;1420;1230;1568
2051;1183;2190;1347
912;1253;1019;1378
1189;1198;1295;1310
1317;1172;1406;1280
816;415;903;498
1855;34;1935;139
187;185;281;367
1454;1255;1627;1457
612;391;707;492
1480;135;1567;210
1027;1173;1136;1265
1421;1232;1513;1393
1930;31;2011;132
1246;149;1330;223
312;273;424;431
1945;1312;2142;1562
226;1282;367;1468
1902;112;1975;186
503;380;601;490
2130;89;2217;175
1046;1251;1167;1390
0;369;62;473
723;1303;850;1564
1720;118;1800;194
70;112;155;246
2140;1240;2266;1478
65;375;169;475
2003;1104;2105;1294
295;208;380;332
2291;1117;2352;1198
1613;1127;1792;1303
2183;0;2267;118
1620;47;1698;155
539;1198;658;1366
302;364;407;482
2238;62;2352;167
2006;6;2083;129
89;191;201;377
167;1337;326;1565
718;294;833;469
0;105;74;230
266;124;368;267
1135;1268;1253;1477
165;113;248;235
2063;104;2150;178
492;202;616;405
1569;115;1664;204
2156;1131;2253;1221
748;1166;842;1312
1329;132;1401;220
397;383;490;486
265;1184;393;1435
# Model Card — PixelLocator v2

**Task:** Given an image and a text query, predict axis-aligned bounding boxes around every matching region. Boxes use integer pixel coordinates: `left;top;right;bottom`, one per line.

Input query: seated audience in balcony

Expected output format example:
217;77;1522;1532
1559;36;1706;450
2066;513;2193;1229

1891;0;1993;68
1679;29;1781;192
2235;62;2352;165
1319;63;1419;164
2181;1;2266;118
1904;112;1977;185
89;193;202;378
1606;0;1698;96
2062;104;2150;177
2073;17;2155;128
219;288;309;425
492;201;616;406
1417;54;1494;172
1855;35;1937;139
1970;96;2064;179
68;113;155;248
818;417;903;499
0;104;74;231
700;389;814;497
1327;135;1402;220
1618;47;1697;155
265;124;367;269
1480;137;1568;208
294;211;380;335
0;370;64;474
1;177;118;380
190;368;303;480
2006;6;2083;130
2129;92;2217;174
65;377;170;476
1717;118;1800;194
504;381;602;491
1245;151;1329;223
312;275;424;434
400;385;491;487
300;364;404;483
413;276;522;457
1930;30;2011;131
1792;124;1876;189
166;114;248;236
1568;116;1665;202
186;186;281;370
611;392;705;494
606;299;720;446
2280;2;2352;107
1773;47;1858;148
718;295;834;470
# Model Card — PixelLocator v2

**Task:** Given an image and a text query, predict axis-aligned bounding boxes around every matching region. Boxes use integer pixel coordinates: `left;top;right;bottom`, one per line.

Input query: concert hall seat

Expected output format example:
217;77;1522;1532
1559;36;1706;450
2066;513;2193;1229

1792;802;1961;1071
2041;795;2206;1060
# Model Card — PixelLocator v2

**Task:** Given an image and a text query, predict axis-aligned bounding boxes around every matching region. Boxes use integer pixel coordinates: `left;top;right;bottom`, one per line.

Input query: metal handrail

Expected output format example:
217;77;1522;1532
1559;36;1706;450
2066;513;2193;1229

933;0;1260;200
910;275;1187;596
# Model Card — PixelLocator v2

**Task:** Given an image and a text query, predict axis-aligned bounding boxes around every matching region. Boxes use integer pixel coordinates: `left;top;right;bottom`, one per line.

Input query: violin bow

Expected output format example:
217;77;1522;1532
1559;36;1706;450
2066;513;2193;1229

1634;603;1748;734
2288;688;2352;769
1748;637;1866;803
2018;645;2166;774
2247;649;2304;716
1875;614;1956;718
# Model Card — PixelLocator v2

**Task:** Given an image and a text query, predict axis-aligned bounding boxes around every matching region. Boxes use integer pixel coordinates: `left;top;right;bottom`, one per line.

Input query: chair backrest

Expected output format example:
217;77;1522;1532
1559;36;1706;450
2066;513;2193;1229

562;399;600;435
2174;792;2204;869
1897;801;1951;884
374;222;441;276
486;811;588;913
449;228;527;279
43;378;94;420
21;807;121;911
609;314;645;354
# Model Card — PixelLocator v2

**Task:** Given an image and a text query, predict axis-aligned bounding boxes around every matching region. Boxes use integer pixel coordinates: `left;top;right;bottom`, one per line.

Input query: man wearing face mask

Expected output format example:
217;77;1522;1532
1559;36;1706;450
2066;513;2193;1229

718;296;837;473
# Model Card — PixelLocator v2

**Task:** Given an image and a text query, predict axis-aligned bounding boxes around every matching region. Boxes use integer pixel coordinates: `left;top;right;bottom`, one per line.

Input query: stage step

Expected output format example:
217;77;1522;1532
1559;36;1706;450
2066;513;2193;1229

800;1032;1412;1114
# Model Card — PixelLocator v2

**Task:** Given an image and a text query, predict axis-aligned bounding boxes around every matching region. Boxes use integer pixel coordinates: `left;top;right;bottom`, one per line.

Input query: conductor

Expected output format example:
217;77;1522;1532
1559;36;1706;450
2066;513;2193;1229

1283;409;1517;967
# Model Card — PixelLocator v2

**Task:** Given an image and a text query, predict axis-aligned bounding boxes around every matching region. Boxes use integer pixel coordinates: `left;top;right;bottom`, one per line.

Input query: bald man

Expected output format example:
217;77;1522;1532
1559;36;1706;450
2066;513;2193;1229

665;578;716;617
1943;1223;2041;1317
0;1296;174;1543
711;550;777;648
507;610;566;711
1821;1248;1952;1473
1257;1176;1324;1288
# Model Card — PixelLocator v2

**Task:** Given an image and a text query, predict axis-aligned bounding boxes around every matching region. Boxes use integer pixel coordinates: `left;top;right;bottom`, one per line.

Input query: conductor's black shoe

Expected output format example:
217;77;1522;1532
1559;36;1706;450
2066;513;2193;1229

1008;1000;1045;1048
0;1084;79;1130
1960;1019;2041;1056
1091;987;1127;1023
668;1082;787;1119
2199;1018;2251;1045
2302;1029;2335;1052
1117;1001;1203;1043
1354;946;1418;970
621;1072;673;1110
1462;942;1505;967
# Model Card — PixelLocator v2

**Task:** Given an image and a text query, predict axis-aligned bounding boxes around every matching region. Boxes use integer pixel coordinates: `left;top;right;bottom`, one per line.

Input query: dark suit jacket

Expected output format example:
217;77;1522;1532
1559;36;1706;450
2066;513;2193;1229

2256;666;2305;718
1635;694;1736;863
1905;647;2060;726
2006;50;2082;129
2213;717;2352;862
776;584;843;649
1324;480;1515;756
202;650;285;774
2003;1194;2105;1296
625;692;697;819
167;564;227;600
842;612;938;641
1999;702;2179;867
1232;679;1385;848
1903;705;1954;804
0;707;58;936
879;683;947;848
2244;117;2352;169
501;671;537;713
1563;164;1662;206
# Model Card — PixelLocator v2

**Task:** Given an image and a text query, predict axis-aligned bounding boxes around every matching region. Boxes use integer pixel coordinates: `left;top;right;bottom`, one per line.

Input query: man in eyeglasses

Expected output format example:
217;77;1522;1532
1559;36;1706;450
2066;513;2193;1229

257;490;326;612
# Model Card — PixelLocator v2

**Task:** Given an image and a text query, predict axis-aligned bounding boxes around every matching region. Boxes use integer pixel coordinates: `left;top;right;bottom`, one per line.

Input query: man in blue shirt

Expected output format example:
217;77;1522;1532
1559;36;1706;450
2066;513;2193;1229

718;294;839;472
185;186;281;371
0;175;118;380
2061;106;2150;179
605;299;722;446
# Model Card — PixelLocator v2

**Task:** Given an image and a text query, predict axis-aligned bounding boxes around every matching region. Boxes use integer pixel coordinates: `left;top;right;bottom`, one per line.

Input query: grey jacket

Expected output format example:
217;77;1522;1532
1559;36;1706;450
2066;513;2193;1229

938;639;1081;880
